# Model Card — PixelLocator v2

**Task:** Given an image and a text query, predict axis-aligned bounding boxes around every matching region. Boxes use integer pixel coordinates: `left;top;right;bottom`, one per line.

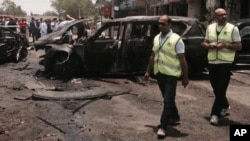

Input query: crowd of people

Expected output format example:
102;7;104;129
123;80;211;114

0;16;27;34
0;15;89;44
28;14;78;43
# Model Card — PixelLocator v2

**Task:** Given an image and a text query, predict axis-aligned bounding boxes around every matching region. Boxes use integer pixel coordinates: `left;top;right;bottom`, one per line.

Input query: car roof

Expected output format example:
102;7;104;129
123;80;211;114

104;15;199;23
231;18;250;26
37;19;88;40
57;19;89;32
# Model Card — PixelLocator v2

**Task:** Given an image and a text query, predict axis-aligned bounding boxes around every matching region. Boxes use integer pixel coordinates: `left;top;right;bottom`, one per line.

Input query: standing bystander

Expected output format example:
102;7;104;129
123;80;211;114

77;16;86;40
56;15;76;43
7;17;17;32
19;18;27;34
50;18;58;32
29;17;38;43
201;8;242;125
39;18;47;37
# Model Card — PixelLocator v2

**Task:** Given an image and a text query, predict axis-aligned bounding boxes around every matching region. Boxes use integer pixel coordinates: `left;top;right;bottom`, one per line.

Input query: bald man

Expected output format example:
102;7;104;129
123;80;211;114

144;15;189;138
201;8;242;125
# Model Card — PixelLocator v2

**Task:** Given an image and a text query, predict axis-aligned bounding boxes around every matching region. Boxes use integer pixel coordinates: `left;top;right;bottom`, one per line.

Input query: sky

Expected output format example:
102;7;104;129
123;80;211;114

0;0;96;15
0;0;54;15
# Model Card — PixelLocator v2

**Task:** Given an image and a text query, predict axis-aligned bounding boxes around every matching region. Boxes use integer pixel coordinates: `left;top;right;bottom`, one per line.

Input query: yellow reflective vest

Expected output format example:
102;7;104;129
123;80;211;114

207;23;235;62
153;33;182;77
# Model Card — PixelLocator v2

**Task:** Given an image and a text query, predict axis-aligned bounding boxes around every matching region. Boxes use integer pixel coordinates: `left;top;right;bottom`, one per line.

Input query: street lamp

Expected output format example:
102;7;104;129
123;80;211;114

78;6;81;18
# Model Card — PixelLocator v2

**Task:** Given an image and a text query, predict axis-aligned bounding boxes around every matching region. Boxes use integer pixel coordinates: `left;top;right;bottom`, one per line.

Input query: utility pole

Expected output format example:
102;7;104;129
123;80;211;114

78;6;81;18
111;0;115;18
101;0;103;24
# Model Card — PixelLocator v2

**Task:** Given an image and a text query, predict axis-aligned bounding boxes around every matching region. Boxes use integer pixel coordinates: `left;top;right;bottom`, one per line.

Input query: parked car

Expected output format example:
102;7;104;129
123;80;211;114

0;25;28;64
37;16;207;78
231;19;250;65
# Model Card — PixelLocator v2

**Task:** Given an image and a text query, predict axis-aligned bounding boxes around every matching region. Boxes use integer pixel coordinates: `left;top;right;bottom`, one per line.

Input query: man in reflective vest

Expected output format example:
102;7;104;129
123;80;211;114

201;8;242;125
144;15;189;138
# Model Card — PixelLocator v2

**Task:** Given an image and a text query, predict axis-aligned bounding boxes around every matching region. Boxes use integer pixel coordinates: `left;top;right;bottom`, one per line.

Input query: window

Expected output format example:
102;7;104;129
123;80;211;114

240;26;250;38
98;23;120;40
171;22;186;35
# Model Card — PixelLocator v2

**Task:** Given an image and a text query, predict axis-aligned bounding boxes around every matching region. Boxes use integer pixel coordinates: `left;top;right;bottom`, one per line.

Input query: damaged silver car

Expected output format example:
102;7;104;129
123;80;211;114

39;16;207;78
0;26;28;64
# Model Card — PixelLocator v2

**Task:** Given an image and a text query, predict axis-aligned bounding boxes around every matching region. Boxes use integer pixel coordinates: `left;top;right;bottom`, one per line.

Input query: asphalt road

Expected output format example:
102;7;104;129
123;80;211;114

0;49;249;141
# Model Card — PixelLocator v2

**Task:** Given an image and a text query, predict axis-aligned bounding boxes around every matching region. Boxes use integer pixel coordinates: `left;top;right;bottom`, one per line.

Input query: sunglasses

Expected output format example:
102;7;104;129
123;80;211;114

216;14;227;17
158;22;167;26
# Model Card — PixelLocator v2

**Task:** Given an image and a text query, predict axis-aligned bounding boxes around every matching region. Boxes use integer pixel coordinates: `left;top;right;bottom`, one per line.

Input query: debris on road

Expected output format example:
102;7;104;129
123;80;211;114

36;116;66;134
32;87;112;100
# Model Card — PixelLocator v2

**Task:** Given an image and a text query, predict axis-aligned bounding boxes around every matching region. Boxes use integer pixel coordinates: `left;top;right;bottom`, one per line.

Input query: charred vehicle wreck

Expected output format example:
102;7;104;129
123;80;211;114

0;26;28;64
35;16;207;78
34;19;89;51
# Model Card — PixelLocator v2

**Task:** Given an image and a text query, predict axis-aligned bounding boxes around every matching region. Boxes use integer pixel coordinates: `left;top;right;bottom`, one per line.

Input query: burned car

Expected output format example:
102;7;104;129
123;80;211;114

231;19;250;65
39;16;207;77
34;19;90;51
0;26;28;64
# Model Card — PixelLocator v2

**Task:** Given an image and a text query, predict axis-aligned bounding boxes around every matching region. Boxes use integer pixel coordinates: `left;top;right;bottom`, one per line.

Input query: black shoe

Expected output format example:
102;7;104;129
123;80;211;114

170;116;180;124
221;106;231;117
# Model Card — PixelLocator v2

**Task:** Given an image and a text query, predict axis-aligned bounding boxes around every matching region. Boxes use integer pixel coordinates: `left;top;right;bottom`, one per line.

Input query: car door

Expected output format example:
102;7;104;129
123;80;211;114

120;22;158;72
237;22;250;63
84;22;121;72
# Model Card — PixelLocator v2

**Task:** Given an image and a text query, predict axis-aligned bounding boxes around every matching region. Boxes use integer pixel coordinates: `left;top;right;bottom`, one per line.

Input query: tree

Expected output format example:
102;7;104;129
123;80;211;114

0;0;26;16
51;0;98;19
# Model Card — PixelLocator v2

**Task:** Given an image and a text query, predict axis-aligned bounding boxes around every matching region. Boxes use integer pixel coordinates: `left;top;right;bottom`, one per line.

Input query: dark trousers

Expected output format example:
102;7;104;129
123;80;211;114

156;73;179;130
208;63;231;116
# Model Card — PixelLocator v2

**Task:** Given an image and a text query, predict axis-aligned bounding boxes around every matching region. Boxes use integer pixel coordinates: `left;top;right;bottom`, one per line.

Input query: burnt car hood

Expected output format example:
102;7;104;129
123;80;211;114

34;19;87;50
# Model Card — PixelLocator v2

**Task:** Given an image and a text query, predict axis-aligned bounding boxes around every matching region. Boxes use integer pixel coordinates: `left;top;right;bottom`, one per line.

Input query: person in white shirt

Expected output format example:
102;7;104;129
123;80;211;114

56;15;76;43
39;18;47;37
201;8;242;125
51;18;58;32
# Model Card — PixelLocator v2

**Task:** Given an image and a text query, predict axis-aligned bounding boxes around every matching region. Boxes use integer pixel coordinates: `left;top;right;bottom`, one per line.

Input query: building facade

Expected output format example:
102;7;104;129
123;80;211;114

96;0;250;21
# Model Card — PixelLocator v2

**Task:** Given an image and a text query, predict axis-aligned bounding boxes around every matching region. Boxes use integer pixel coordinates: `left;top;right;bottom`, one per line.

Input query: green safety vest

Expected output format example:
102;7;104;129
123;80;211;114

207;23;235;62
153;33;182;77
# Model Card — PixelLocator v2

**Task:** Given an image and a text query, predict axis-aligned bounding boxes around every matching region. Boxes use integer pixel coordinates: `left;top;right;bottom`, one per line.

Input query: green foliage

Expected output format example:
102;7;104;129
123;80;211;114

51;0;98;19
0;0;26;16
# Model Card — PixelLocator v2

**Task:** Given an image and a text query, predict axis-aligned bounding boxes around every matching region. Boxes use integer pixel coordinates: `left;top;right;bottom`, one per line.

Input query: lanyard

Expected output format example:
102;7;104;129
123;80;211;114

159;35;169;50
216;24;226;42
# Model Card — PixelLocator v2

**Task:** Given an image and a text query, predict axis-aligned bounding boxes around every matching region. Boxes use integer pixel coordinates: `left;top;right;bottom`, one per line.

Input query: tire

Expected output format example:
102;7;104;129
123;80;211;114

46;52;84;78
50;52;69;78
68;54;85;77
15;46;28;63
20;47;28;60
44;49;67;77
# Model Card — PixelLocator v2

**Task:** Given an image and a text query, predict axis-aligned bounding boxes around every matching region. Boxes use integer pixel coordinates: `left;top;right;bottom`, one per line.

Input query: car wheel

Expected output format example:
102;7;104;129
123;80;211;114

20;47;28;60
68;54;84;77
48;52;84;78
15;46;28;63
50;52;70;78
51;53;70;77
